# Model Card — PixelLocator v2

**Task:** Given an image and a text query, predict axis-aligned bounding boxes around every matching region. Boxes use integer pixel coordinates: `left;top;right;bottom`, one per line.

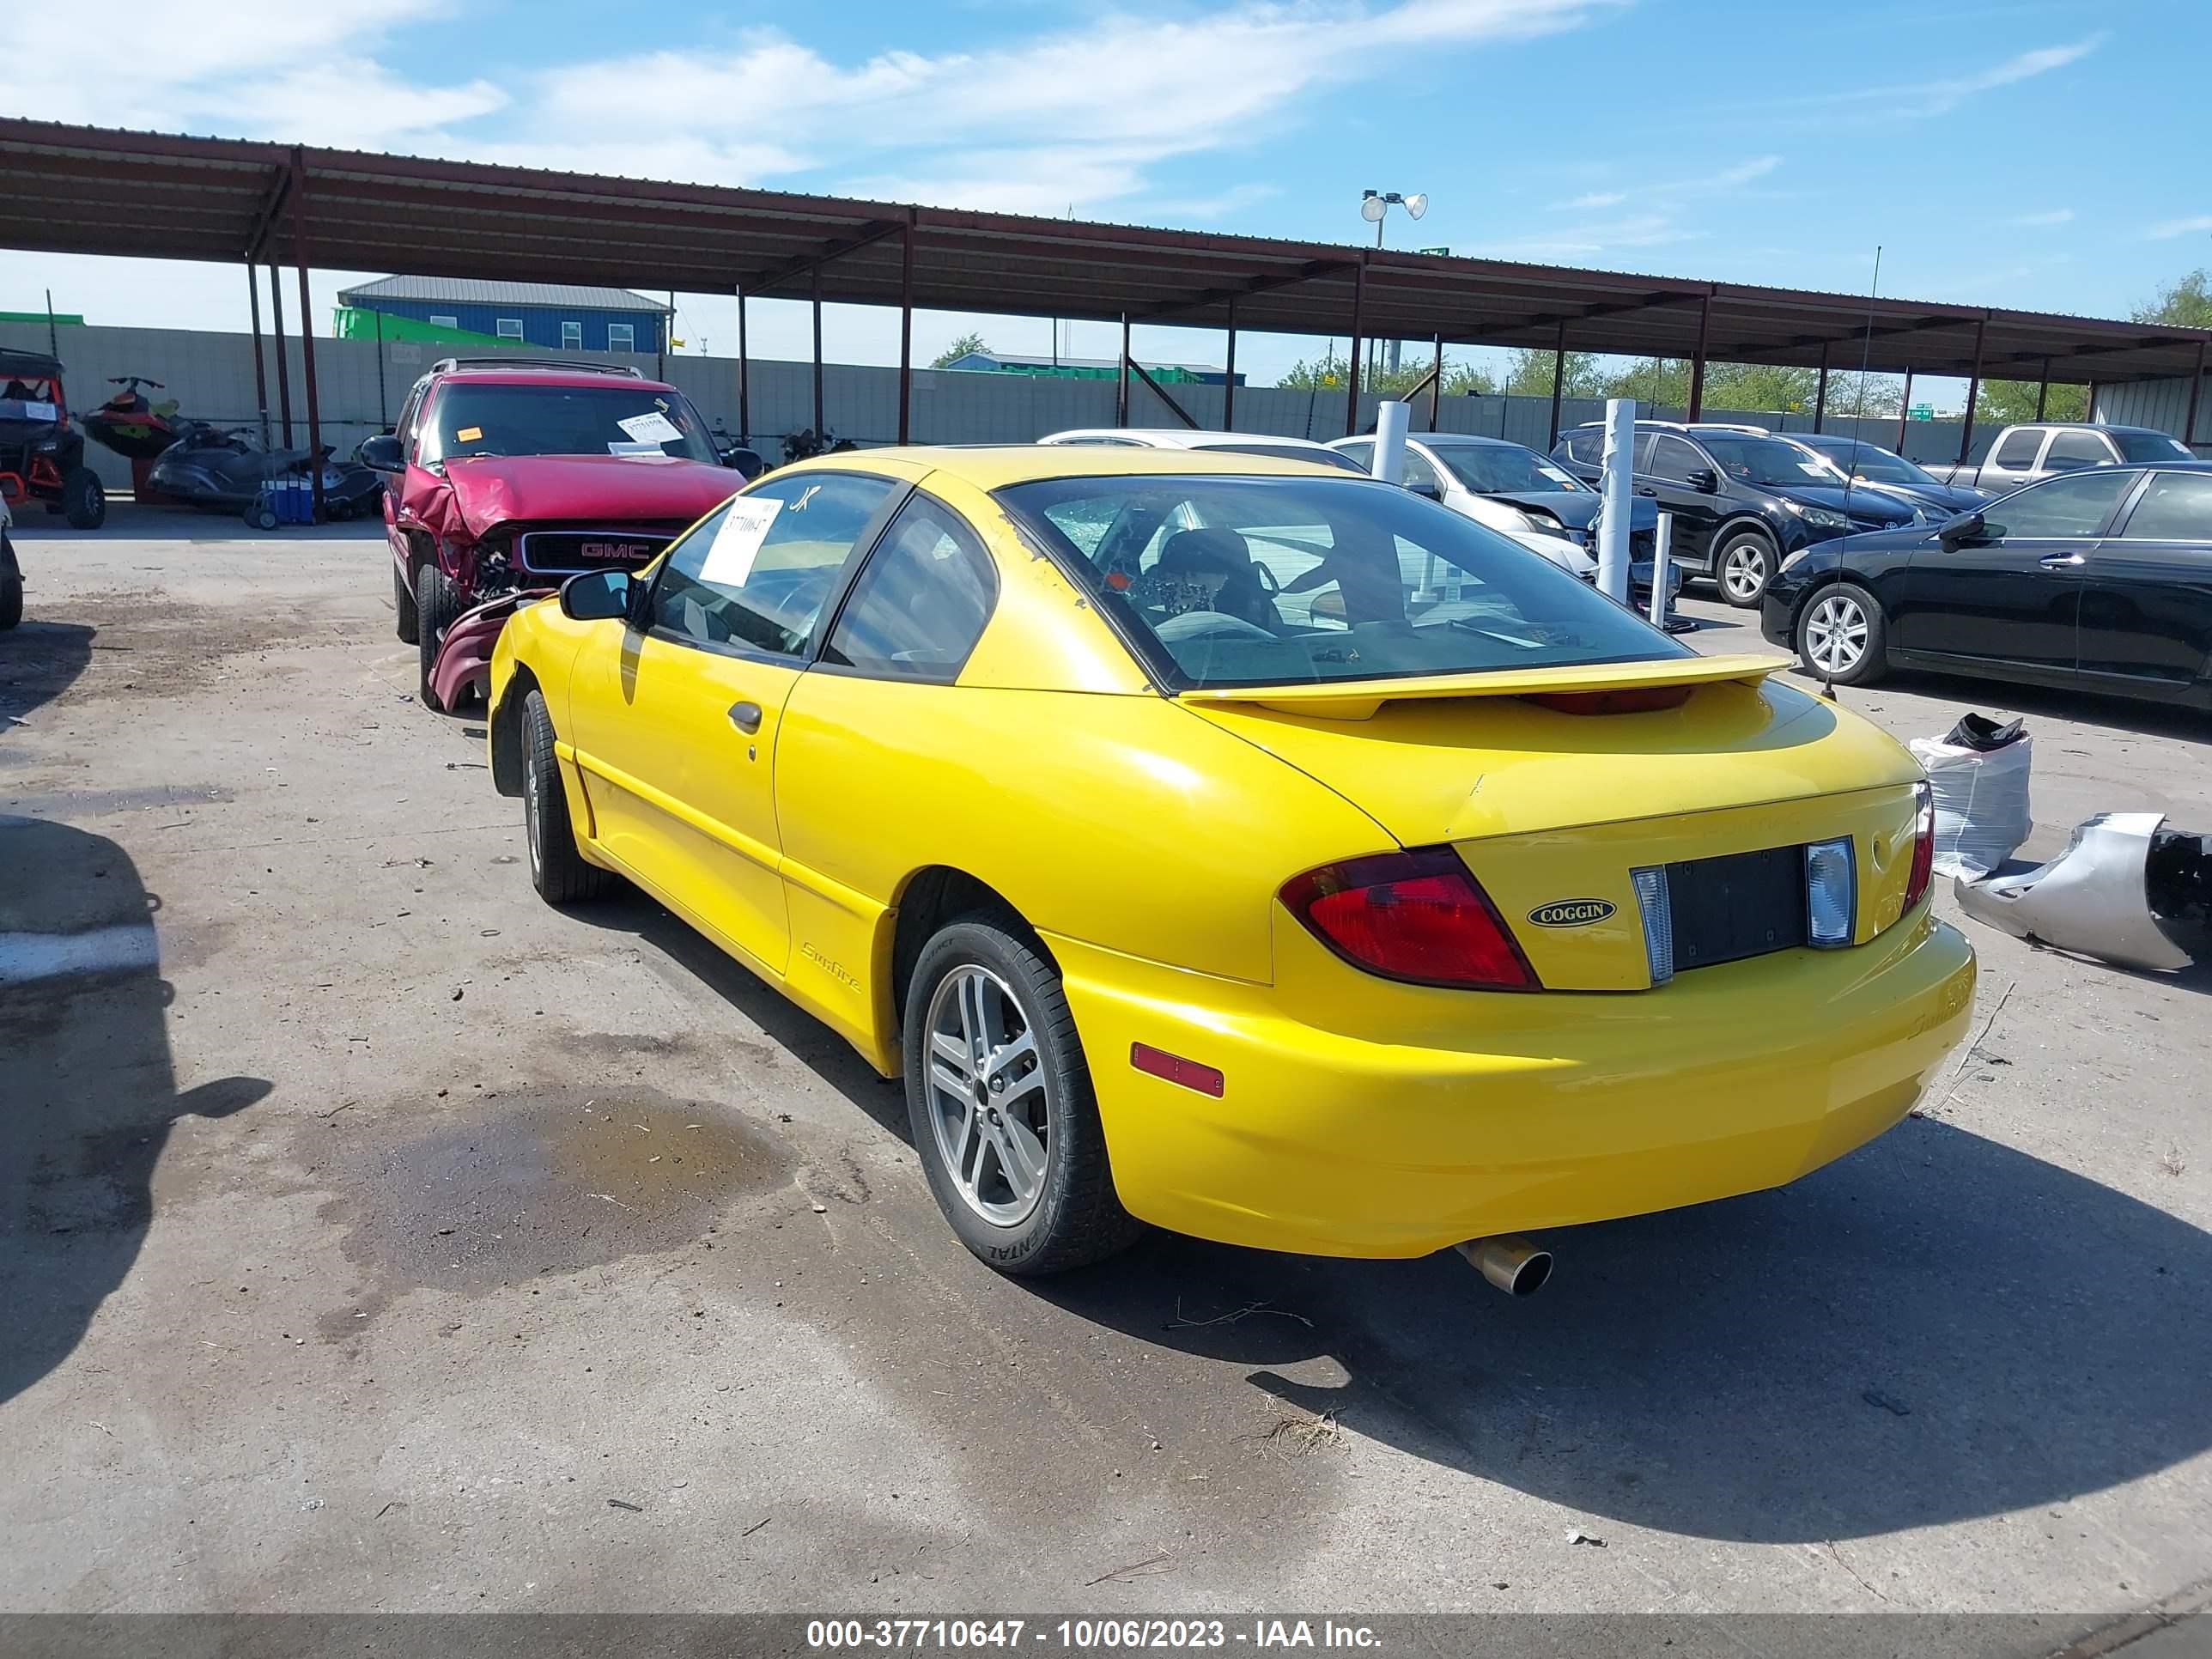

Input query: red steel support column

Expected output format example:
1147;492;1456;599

1896;369;1913;453
2185;337;2209;452
1956;314;1988;467
811;268;825;440
2034;358;2051;422
1812;340;1830;434
1222;297;1237;431
1547;321;1567;449
1685;289;1712;421
736;287;750;446
897;214;915;446
1429;333;1443;431
1344;254;1366;437
246;262;270;447
2085;381;2099;422
268;252;293;447
289;152;325;520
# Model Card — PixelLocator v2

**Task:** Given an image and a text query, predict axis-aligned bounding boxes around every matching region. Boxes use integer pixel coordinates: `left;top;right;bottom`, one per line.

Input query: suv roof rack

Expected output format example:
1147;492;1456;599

430;356;645;378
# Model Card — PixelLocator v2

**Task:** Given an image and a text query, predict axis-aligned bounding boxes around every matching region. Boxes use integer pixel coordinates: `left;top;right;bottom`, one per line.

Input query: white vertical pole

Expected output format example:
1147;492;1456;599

1370;398;1409;483
1649;513;1673;628
1598;397;1635;604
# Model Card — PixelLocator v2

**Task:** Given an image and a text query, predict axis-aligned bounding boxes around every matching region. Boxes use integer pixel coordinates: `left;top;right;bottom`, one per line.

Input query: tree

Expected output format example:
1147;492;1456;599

1975;379;2088;425
1501;348;1604;398
930;331;991;368
1705;362;1819;415
2133;269;2212;328
1607;357;1689;408
1279;345;1349;389
1821;371;1905;420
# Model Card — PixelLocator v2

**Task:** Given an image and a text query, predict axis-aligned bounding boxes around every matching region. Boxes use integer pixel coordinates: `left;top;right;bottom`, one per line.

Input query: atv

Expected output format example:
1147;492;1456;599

0;494;21;629
0;348;106;529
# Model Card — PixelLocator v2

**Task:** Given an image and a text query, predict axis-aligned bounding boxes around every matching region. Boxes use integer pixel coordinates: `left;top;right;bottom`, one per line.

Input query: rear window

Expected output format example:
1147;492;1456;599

1200;442;1367;472
2115;431;2197;463
997;474;1686;690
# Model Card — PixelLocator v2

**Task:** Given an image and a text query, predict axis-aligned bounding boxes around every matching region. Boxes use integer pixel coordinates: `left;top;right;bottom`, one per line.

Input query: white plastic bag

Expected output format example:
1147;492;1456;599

1908;727;2033;881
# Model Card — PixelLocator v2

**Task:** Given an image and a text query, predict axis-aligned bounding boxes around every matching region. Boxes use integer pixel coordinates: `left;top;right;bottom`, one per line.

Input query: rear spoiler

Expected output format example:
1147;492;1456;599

1177;653;1790;720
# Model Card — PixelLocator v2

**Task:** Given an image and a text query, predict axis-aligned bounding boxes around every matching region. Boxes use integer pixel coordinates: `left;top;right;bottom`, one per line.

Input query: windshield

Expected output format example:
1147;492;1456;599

2116;431;2197;462
1199;442;1367;472
998;474;1686;690
1696;435;1844;488
1804;439;1936;487
419;381;718;465
1431;442;1585;495
0;378;62;424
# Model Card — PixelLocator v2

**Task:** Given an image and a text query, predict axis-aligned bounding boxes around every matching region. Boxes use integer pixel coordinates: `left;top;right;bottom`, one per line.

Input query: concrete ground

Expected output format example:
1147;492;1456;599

2;508;2208;1631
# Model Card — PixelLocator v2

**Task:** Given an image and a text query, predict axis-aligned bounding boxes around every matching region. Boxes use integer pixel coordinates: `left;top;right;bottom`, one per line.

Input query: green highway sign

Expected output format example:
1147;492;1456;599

1907;404;1936;421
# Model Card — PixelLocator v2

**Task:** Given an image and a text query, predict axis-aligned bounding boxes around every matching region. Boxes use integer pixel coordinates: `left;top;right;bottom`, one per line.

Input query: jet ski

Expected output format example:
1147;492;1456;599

83;376;186;462
149;423;386;521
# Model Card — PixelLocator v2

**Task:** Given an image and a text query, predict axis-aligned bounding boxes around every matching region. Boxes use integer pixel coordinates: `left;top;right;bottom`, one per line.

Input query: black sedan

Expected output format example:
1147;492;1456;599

1760;460;2212;708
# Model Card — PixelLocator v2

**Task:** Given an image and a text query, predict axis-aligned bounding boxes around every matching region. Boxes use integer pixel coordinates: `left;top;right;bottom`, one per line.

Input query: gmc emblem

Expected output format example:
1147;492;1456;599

580;541;647;562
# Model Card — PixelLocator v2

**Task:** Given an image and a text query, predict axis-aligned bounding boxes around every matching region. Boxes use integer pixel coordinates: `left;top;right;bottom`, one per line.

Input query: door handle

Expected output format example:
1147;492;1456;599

2039;552;2085;568
728;701;763;734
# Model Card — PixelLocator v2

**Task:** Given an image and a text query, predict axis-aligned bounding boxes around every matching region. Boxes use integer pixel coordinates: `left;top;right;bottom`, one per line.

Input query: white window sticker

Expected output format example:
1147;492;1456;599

616;410;684;446
20;401;57;422
696;496;784;588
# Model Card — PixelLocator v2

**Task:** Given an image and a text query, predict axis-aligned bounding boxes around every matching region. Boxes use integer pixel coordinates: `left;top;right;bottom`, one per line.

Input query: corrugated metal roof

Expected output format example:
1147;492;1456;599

965;351;1225;374
335;276;672;313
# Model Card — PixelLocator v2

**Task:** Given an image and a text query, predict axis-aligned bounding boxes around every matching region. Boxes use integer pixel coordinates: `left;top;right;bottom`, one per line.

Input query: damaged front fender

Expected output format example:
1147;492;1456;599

1955;812;2211;973
429;589;549;713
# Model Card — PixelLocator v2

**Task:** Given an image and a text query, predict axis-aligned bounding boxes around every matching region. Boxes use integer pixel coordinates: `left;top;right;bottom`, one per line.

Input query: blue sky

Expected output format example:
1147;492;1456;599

6;0;2209;392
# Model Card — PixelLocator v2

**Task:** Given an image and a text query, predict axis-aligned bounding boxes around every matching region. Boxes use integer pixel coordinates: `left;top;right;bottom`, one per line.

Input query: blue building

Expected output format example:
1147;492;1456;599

334;276;671;355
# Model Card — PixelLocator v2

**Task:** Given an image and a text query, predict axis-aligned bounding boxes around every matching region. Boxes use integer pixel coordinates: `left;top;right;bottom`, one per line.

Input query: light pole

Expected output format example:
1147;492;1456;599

1360;189;1427;378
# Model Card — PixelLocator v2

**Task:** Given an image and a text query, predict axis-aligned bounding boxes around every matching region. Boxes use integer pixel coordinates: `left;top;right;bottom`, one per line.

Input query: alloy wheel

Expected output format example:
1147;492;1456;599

1720;539;1770;603
1804;592;1869;677
923;964;1052;1226
522;752;545;880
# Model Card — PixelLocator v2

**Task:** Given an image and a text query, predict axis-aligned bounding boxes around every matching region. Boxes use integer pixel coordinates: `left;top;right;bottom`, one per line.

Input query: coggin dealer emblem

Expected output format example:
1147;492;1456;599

1528;898;1616;928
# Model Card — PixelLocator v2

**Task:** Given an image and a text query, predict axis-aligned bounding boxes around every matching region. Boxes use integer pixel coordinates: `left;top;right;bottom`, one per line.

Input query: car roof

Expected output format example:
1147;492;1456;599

1333;431;1521;449
784;444;1359;489
1037;428;1340;452
434;364;681;393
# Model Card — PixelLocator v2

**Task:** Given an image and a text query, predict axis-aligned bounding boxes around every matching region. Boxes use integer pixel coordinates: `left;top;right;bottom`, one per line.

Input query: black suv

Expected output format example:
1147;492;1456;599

1552;421;1917;606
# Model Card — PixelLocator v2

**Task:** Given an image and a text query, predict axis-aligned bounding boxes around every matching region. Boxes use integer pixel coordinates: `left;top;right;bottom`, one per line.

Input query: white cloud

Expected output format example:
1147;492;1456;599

1562;191;1626;210
1792;34;2106;125
2148;215;2212;240
2009;208;2076;228
1484;212;1702;260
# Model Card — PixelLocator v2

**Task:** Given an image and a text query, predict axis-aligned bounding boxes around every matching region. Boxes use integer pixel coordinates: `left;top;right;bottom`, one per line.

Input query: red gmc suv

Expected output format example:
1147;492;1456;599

359;358;756;710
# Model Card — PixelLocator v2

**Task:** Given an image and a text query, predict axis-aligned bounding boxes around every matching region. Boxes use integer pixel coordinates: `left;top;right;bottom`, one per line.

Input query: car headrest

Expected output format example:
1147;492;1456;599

1156;526;1253;576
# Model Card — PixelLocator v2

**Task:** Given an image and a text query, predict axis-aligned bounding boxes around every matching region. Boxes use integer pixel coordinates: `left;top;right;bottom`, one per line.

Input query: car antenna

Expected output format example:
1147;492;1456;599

1825;244;1882;703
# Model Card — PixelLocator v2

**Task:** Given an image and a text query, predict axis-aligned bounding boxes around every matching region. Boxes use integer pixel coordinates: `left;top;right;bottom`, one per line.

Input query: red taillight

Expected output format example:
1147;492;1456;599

1904;781;1936;912
1280;848;1540;991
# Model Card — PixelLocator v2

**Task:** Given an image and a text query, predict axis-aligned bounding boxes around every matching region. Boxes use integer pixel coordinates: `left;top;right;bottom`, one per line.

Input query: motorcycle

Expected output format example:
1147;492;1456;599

148;423;385;522
781;427;858;465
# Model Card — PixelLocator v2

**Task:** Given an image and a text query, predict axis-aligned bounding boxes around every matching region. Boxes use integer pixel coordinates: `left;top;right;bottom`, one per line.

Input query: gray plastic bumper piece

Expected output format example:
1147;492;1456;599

1954;811;2194;973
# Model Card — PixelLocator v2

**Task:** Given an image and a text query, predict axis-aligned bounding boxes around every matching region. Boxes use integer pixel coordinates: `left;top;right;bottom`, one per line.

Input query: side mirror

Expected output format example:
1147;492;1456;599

1686;467;1720;494
560;568;633;623
1406;478;1443;501
720;444;764;479
357;433;404;472
1937;509;1987;546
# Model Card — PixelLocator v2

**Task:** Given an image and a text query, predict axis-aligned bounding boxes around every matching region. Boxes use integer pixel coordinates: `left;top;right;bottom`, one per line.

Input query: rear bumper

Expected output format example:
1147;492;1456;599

1054;912;1974;1258
430;592;543;710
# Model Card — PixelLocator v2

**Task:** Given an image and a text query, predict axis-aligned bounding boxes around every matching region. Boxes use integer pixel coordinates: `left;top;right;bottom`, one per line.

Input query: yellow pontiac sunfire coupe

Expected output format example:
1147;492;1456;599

485;446;1974;1281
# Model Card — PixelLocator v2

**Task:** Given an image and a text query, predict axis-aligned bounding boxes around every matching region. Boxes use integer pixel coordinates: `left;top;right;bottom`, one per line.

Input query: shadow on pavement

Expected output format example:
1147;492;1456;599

0;816;270;1407
0;620;94;724
560;884;2211;1546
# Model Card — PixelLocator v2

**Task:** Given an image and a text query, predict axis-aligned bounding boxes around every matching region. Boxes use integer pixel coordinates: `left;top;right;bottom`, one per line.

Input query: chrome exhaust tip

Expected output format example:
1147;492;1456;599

1455;1235;1553;1297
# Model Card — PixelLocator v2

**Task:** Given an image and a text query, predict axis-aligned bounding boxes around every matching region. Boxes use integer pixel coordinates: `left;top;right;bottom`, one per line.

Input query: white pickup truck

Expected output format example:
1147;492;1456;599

1921;422;2195;492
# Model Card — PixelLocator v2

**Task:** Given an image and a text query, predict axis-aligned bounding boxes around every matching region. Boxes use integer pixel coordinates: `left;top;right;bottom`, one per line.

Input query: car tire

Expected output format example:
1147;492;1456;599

904;916;1143;1276
1715;527;1778;608
393;561;419;644
520;688;617;906
61;466;106;531
1796;581;1889;687
416;563;467;710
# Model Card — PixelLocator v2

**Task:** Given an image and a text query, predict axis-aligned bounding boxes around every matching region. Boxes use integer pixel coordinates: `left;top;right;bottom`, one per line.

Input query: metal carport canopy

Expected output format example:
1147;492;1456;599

3;115;2207;384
